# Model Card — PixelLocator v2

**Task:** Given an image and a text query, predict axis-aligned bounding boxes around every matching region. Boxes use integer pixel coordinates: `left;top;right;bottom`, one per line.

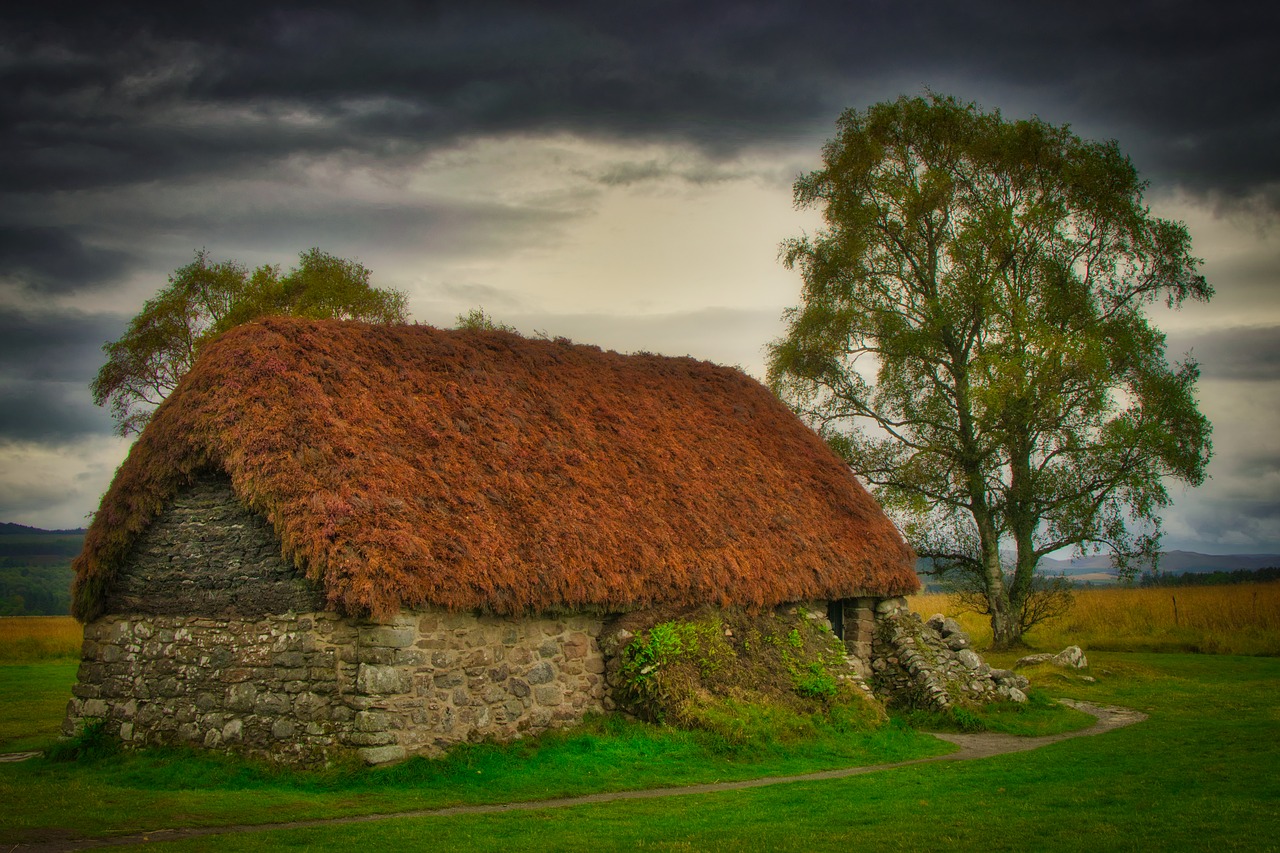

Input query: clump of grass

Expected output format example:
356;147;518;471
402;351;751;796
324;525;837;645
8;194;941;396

0;616;82;662
612;607;884;750
46;717;120;763
910;581;1280;655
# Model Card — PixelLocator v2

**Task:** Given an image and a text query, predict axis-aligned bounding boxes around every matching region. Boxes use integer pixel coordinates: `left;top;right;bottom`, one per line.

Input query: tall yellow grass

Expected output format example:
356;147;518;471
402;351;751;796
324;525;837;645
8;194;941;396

0;616;82;662
908;582;1280;656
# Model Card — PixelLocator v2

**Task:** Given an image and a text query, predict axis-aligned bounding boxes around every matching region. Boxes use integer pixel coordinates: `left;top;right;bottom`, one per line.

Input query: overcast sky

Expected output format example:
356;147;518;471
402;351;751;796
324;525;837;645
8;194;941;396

2;1;1277;553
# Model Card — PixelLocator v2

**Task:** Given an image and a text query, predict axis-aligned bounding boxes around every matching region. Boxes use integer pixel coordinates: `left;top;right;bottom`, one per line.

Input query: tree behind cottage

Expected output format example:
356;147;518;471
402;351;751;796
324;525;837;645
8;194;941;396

768;94;1212;648
92;248;407;435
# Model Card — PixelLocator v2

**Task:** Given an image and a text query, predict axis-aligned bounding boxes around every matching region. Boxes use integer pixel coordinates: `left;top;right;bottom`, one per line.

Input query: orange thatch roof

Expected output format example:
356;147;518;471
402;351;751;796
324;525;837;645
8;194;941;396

72;318;917;620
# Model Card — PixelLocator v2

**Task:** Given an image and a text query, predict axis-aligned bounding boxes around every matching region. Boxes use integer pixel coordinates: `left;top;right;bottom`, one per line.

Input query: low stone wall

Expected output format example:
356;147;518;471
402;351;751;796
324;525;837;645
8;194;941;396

869;600;1029;712
64;607;606;765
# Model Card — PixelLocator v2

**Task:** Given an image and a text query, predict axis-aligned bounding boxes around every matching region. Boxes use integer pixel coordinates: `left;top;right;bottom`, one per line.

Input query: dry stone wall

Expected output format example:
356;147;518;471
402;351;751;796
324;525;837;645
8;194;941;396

869;598;1029;712
65;607;606;765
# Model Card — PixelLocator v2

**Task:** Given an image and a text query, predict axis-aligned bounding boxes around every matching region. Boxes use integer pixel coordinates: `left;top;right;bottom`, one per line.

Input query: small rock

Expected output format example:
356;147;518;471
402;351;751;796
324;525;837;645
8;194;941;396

1014;653;1055;669
875;596;908;615
1053;646;1088;669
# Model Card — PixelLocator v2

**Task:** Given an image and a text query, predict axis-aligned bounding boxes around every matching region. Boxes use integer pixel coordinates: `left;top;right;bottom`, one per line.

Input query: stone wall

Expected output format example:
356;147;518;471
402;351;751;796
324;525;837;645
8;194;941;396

830;597;878;675
102;474;324;617
65;607;606;765
869;599;1029;712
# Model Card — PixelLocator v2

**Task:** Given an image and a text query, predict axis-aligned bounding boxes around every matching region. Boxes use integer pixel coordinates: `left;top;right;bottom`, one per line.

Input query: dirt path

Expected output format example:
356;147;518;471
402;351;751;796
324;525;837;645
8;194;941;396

7;701;1145;852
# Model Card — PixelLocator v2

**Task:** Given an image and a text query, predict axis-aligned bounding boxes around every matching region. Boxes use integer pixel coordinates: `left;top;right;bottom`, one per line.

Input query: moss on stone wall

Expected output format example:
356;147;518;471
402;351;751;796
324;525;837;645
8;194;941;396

600;605;884;747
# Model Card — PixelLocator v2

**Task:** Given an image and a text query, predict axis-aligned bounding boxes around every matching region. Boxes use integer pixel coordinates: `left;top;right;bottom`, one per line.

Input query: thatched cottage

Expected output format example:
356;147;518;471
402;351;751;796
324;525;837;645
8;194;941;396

65;318;919;764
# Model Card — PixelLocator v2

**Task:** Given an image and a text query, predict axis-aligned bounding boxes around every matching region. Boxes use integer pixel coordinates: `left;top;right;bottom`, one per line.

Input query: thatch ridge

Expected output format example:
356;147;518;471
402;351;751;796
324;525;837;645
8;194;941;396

72;317;917;621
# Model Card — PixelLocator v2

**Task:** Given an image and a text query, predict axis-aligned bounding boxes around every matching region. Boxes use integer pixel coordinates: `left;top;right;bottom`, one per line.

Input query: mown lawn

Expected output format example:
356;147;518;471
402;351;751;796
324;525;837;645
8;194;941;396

2;652;1276;850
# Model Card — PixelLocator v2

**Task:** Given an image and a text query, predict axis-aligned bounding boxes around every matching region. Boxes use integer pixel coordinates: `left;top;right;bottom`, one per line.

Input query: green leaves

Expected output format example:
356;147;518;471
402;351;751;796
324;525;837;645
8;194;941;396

91;249;407;436
767;93;1213;646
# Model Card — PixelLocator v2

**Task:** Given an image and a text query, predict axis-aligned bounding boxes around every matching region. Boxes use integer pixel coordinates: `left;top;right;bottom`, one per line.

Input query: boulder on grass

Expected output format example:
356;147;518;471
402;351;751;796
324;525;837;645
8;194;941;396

1014;646;1088;670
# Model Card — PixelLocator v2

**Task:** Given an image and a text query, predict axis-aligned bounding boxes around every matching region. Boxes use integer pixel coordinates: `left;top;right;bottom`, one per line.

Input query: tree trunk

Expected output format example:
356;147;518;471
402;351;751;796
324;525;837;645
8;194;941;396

989;602;1022;649
977;514;1022;649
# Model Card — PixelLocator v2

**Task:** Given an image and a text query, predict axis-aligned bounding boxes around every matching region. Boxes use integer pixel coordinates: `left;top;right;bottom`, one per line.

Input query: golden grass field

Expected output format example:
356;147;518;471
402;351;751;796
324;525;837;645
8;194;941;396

0;616;82;663
1;581;1277;662
909;581;1280;655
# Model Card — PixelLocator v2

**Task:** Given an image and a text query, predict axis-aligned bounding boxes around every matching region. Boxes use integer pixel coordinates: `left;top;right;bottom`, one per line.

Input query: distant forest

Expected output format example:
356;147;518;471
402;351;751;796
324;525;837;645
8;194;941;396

0;527;83;616
1138;567;1280;587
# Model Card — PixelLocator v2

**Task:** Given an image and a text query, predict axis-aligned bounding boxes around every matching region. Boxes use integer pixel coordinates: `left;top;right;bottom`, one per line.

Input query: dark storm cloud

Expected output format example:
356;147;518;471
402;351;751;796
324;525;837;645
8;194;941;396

1169;326;1280;381
0;379;115;442
115;196;584;261
0;227;135;294
3;1;1275;204
0;308;126;383
0;308;124;441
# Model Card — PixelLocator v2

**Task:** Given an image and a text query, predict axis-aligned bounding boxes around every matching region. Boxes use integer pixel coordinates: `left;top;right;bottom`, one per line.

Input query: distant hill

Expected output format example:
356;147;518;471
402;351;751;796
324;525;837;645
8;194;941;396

0;522;87;536
1039;551;1280;578
0;524;84;615
918;550;1280;588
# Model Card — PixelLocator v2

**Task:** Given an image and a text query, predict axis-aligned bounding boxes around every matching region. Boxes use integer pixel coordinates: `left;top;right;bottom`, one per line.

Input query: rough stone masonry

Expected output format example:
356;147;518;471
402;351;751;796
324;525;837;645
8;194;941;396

67;608;607;766
64;477;608;765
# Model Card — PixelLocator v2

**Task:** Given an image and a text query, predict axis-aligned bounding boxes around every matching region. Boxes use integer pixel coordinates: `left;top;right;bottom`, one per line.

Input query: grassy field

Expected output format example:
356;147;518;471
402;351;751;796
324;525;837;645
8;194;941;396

910;581;1280;656
0;615;82;662
2;593;1277;850
0;653;1274;850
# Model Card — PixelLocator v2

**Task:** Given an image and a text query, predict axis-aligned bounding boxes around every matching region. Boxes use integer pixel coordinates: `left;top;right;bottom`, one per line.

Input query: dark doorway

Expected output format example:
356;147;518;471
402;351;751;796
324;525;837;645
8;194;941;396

827;599;845;640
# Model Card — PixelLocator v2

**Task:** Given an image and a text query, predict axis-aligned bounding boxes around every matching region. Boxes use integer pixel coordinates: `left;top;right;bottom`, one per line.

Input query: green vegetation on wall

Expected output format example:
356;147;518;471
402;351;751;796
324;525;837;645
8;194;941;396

612;608;884;747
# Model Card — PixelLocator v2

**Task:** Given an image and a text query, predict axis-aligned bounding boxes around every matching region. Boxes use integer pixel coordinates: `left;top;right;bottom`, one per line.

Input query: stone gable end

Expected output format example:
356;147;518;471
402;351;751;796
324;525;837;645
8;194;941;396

65;476;607;764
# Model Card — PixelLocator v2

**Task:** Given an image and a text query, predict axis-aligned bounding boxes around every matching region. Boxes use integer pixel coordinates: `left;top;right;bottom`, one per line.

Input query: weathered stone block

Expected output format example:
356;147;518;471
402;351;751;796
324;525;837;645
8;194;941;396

563;634;591;660
359;745;406;765
346;731;397;747
433;671;464;689
227;683;258;712
393;649;427;667
355;710;393;732
360;625;416;648
357;664;409;695
534;684;563;706
254;692;290;715
526;661;555;685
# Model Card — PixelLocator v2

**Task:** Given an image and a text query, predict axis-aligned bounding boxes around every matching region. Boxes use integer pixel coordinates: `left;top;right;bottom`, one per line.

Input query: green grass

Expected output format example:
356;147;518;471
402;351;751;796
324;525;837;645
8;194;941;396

895;687;1096;736
0;661;77;751
0;662;951;844
126;652;1280;852
4;654;1277;851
